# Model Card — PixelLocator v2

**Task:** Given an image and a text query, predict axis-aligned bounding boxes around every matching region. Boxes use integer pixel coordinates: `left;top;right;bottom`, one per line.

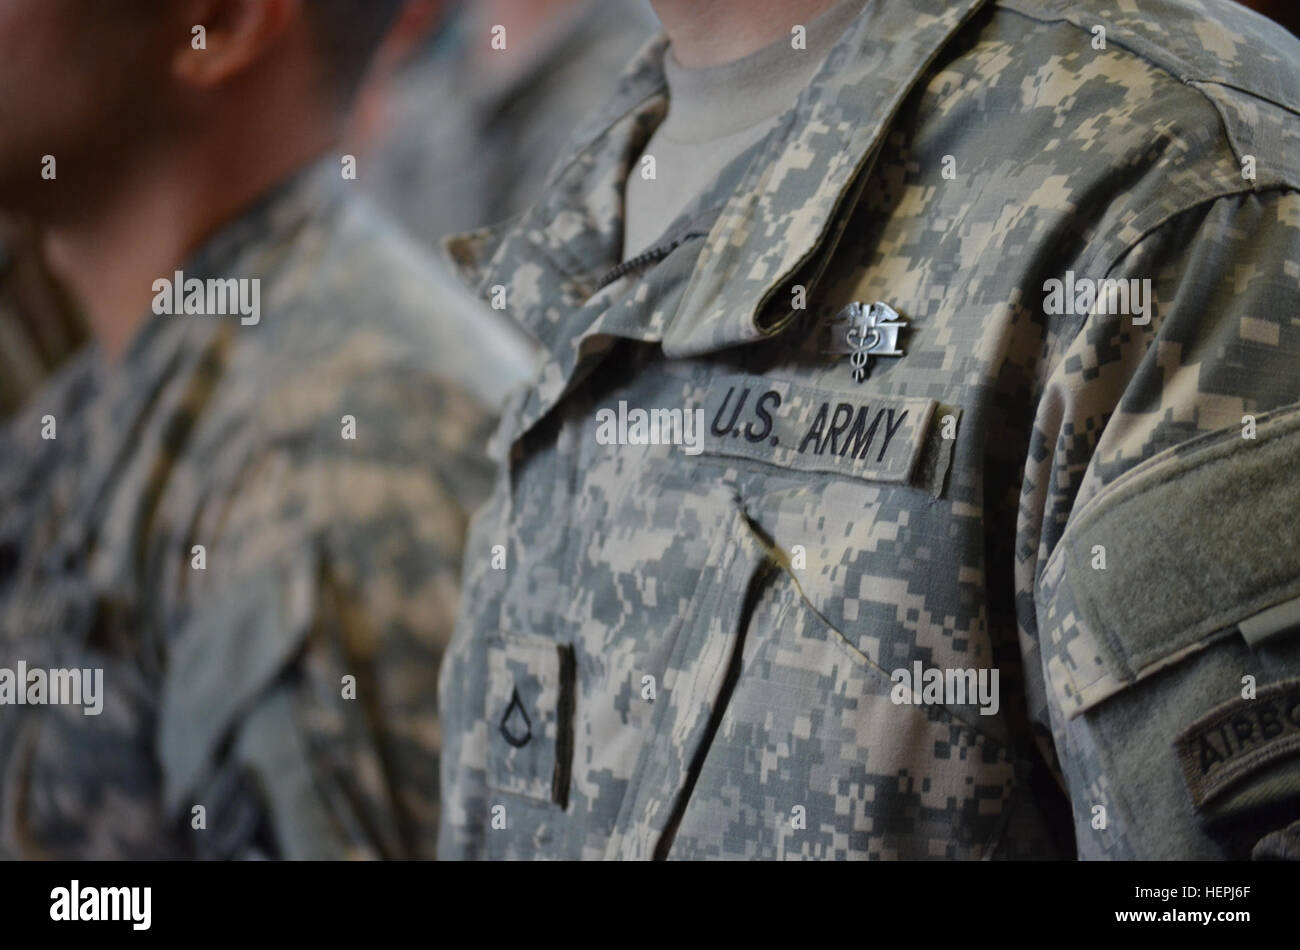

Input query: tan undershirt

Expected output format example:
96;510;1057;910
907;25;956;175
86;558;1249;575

622;0;867;259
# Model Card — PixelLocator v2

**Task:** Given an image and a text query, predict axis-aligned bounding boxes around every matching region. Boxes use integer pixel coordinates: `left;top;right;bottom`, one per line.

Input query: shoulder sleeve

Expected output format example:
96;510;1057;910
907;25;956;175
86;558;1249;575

1024;187;1300;859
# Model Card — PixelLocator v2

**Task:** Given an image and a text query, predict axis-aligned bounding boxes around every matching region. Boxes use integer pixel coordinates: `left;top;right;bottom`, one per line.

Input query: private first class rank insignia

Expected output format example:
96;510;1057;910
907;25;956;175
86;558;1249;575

824;301;907;382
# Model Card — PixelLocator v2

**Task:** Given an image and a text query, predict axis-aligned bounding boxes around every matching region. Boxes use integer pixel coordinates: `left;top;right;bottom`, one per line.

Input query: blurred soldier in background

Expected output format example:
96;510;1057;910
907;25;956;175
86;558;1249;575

0;0;532;859
355;0;657;245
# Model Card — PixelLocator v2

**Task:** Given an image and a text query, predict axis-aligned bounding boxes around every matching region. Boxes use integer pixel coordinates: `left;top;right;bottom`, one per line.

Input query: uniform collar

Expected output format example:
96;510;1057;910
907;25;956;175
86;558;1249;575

445;0;993;361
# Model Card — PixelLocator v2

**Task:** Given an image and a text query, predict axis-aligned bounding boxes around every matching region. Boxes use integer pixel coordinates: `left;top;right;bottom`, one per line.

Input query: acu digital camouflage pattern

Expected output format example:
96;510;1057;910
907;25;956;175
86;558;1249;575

0;158;534;859
439;0;1300;859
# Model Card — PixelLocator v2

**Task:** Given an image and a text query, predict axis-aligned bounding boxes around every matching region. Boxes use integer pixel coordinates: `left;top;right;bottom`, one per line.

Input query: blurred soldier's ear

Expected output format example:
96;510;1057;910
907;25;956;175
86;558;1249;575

171;0;300;89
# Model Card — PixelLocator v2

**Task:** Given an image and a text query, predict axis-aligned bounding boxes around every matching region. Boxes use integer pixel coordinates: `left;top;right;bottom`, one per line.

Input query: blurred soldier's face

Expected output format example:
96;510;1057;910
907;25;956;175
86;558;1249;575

0;0;173;217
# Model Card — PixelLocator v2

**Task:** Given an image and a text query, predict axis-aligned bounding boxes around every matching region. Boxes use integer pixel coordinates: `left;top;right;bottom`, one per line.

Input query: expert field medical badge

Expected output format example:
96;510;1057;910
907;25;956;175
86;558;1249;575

824;301;907;383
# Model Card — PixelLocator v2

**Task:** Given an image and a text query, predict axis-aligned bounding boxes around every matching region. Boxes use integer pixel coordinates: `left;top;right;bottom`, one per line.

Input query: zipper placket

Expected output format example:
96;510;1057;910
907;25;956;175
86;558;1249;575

593;208;723;293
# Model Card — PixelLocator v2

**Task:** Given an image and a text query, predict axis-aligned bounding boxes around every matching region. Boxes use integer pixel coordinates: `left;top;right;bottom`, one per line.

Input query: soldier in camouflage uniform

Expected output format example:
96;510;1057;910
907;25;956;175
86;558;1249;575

0;0;533;858
438;0;1300;859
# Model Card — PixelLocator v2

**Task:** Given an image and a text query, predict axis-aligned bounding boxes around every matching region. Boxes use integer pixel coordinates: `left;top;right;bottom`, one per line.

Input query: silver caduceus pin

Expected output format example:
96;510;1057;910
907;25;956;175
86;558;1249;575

824;301;907;382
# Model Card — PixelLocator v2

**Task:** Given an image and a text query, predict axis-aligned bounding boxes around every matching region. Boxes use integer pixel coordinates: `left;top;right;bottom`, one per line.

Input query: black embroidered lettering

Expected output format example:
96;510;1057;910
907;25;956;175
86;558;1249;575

1198;732;1225;775
745;390;781;443
711;386;749;437
875;408;910;463
1231;715;1256;748
1259;703;1283;739
799;403;829;455
846;407;885;460
825;403;853;456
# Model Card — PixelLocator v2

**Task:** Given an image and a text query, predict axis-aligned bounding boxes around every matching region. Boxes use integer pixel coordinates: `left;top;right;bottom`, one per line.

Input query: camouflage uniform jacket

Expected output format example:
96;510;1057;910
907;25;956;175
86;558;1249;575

438;0;1300;859
0;159;533;859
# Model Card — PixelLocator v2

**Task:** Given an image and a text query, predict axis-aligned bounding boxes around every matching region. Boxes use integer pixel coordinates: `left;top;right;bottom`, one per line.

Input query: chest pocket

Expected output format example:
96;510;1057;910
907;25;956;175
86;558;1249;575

694;374;992;726
659;505;1023;860
486;632;576;808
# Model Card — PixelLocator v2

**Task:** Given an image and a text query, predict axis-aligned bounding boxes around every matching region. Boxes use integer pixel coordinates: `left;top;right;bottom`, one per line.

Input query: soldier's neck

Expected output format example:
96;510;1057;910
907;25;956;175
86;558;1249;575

651;0;848;68
43;166;201;364
42;125;336;365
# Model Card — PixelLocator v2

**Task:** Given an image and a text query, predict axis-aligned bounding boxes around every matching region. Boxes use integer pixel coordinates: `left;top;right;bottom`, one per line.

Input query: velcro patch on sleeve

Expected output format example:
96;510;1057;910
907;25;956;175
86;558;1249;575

700;374;958;495
1173;677;1300;812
